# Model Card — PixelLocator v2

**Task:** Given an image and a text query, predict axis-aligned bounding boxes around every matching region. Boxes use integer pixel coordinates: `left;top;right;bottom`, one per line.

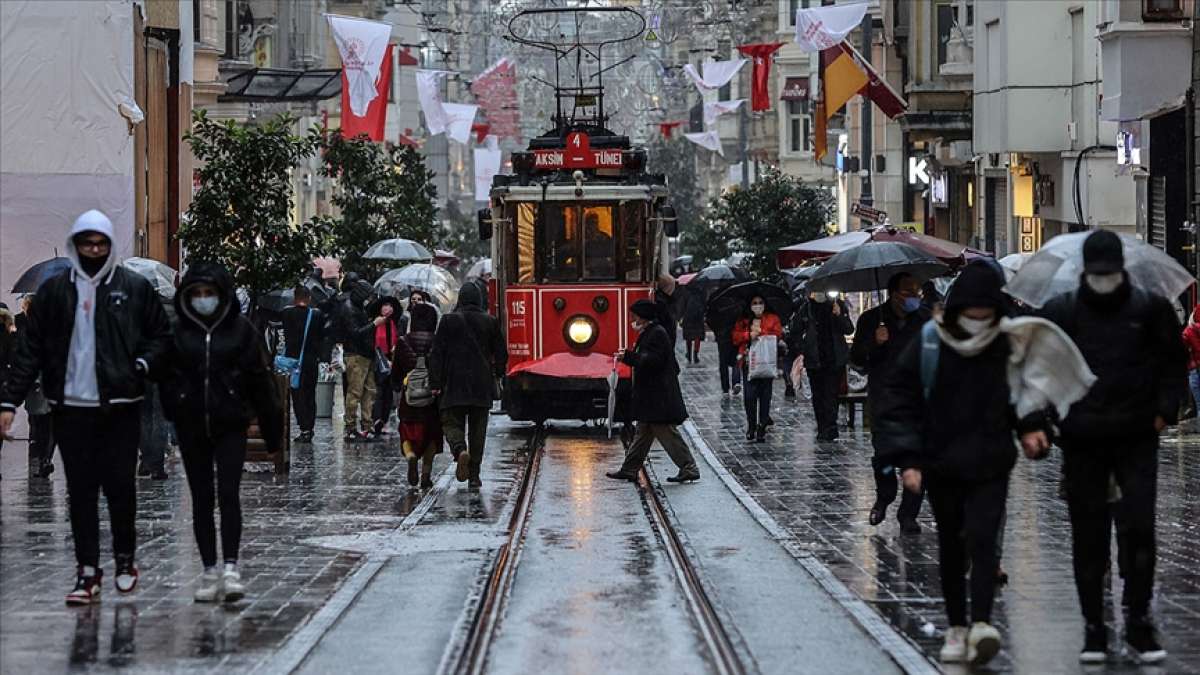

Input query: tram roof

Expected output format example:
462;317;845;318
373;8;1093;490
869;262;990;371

491;184;669;202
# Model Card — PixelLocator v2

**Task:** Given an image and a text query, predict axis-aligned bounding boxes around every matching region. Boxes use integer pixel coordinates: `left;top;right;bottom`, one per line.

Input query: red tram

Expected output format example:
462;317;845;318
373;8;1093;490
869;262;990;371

478;7;678;424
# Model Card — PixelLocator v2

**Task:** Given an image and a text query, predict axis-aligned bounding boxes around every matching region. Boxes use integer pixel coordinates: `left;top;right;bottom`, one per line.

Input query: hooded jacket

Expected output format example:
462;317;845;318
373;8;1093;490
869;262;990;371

1041;274;1187;443
333;281;377;358
160;262;283;448
1;211;171;413
429;282;507;409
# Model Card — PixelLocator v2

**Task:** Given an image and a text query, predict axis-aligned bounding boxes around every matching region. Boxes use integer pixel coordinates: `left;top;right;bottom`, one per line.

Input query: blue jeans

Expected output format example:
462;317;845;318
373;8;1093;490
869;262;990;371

1189;369;1200;408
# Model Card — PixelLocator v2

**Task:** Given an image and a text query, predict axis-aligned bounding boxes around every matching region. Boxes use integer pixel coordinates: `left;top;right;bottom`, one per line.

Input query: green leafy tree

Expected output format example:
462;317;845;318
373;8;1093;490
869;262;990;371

180;111;328;308
318;135;438;279
438;200;490;271
698;167;832;279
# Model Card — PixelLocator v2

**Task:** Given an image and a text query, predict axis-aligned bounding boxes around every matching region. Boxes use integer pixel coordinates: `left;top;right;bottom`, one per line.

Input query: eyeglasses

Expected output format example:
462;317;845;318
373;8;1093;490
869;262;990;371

76;238;110;251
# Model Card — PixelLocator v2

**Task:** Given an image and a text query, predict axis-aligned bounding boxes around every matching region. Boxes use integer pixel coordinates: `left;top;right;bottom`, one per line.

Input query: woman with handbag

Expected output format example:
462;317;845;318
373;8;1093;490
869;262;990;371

162;262;283;603
732;295;783;443
369;297;404;438
392;303;442;488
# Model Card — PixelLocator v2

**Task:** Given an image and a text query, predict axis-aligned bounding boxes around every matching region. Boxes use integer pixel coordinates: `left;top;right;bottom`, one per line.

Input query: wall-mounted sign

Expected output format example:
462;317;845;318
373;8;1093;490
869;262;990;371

780;76;810;101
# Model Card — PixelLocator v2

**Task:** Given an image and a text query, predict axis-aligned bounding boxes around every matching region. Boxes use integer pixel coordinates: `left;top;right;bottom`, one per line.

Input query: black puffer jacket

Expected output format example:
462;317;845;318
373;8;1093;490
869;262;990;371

622;321;688;424
0;266;171;413
873;333;1048;482
430;283;507;409
797;298;854;371
160;263;283;448
332;281;377;358
1040;278;1187;443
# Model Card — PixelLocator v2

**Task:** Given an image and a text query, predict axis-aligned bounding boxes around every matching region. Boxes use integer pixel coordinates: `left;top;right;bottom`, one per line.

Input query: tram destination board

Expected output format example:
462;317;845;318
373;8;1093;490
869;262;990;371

533;132;624;170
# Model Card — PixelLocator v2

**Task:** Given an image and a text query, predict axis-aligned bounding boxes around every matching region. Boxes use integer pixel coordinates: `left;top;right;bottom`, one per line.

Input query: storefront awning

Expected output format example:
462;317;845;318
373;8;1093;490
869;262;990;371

780;76;809;101
218;68;342;103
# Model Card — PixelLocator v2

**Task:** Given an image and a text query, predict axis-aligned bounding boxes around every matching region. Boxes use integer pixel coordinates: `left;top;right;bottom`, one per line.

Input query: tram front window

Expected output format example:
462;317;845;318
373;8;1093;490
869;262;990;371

542;204;618;282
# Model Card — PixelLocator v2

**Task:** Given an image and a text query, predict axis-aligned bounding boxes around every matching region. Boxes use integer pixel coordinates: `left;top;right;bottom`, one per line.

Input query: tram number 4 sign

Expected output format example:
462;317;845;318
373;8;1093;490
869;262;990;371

533;132;623;170
851;202;888;224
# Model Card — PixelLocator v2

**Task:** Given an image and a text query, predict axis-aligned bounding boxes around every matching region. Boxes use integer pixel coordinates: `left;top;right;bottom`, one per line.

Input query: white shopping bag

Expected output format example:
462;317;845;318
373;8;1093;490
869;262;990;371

747;335;778;380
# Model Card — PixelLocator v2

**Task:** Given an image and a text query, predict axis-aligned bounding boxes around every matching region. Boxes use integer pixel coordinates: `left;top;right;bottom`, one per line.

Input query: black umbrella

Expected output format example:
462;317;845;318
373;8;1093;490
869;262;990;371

705;281;795;330
11;257;71;293
806;241;948;293
258;278;332;316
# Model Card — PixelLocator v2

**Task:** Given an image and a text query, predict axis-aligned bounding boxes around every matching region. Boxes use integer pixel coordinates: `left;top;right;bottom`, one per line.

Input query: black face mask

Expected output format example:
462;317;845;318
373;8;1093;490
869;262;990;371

79;253;109;278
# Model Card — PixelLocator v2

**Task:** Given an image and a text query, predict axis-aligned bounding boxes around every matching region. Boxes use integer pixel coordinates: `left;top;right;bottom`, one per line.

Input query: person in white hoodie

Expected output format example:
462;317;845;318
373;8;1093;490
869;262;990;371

0;210;172;605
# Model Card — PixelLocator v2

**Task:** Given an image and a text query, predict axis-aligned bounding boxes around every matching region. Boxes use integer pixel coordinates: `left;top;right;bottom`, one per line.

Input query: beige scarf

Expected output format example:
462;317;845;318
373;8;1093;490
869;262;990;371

934;315;1097;419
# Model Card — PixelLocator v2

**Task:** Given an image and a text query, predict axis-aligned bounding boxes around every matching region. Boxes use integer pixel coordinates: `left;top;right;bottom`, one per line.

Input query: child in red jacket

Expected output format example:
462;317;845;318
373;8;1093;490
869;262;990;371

1182;305;1200;409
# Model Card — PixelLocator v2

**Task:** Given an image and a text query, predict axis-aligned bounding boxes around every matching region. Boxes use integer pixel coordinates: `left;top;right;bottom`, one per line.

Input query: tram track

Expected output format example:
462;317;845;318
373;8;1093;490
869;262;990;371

442;425;749;675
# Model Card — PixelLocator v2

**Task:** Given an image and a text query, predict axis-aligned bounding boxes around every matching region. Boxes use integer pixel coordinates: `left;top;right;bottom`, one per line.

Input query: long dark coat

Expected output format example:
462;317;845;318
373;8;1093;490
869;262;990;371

622;321;688;424
429;283;507;409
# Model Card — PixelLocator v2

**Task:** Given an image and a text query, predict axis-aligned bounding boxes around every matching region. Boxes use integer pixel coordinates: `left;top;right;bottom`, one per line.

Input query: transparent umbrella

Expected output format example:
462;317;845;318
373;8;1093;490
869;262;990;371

466;258;493;280
374;263;460;311
1004;232;1195;308
122;257;177;298
363;238;433;262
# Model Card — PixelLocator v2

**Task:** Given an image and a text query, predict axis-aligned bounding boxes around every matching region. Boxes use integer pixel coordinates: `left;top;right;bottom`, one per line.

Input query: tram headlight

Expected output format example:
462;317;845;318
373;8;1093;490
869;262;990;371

564;315;599;350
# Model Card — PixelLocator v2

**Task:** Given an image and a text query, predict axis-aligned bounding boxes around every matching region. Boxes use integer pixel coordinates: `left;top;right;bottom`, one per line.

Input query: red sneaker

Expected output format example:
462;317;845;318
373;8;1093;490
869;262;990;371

66;567;103;605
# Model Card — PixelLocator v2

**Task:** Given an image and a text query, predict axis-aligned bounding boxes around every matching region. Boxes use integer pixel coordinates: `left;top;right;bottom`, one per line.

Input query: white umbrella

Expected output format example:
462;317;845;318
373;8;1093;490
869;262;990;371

997;253;1031;282
466;258;493;280
374;263;460;310
1005;232;1195;308
363;238;433;262
606;354;619;439
122;257;177;298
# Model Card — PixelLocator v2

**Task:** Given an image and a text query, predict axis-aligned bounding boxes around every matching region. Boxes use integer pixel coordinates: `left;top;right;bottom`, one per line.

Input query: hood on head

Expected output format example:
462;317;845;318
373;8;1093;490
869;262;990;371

349;280;374;308
458;281;483;310
410;303;438;332
1082;229;1124;275
66;209;118;281
945;260;1006;313
175;261;236;327
631;299;658;321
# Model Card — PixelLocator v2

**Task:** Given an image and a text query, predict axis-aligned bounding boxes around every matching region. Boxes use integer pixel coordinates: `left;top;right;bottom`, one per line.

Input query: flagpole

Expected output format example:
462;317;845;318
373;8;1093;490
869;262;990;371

858;15;873;229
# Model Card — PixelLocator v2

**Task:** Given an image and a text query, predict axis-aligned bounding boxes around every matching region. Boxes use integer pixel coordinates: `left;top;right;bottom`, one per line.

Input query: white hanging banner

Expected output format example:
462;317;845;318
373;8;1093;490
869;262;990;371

703;99;745;127
443;102;479;144
684;130;724;156
794;2;868;52
326;14;393;116
682;59;747;93
474;145;502;201
416;69;452;134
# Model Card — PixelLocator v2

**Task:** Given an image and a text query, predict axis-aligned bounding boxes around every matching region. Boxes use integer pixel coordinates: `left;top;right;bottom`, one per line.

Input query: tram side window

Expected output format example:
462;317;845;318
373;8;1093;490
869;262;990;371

515;202;536;284
581;206;616;280
621;201;646;282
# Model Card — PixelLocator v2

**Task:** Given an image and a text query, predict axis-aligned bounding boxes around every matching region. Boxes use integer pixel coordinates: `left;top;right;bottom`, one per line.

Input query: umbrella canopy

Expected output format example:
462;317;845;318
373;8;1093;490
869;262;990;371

695;264;749;283
780;265;820;292
122;257;177;298
777;226;975;269
363;238;433;262
997;253;1031;281
11;257;71;293
374;263;460;310
705;281;795;330
465;258;493;280
807;241;949;293
433;249;460;270
676;272;697;286
669;255;695;276
312;256;342;280
1004;232;1195;309
258;278;332;316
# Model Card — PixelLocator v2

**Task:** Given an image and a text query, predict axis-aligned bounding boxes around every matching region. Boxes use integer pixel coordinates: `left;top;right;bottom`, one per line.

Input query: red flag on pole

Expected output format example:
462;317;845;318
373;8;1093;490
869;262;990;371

736;42;786;112
471;123;491;144
658;121;684;138
341;44;394;142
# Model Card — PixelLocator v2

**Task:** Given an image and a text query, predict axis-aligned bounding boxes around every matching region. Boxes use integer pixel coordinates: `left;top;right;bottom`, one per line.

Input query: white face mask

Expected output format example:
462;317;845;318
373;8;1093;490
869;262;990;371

957;316;994;336
191;296;220;317
1085;272;1123;295
750;303;765;316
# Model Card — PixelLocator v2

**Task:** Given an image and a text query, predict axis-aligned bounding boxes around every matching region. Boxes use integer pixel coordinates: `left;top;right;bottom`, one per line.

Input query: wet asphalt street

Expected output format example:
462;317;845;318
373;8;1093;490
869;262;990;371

2;354;1200;673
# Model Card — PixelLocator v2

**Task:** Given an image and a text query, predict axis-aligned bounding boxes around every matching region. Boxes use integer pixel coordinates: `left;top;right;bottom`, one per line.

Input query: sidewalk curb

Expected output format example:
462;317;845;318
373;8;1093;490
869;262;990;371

251;464;456;675
680;420;940;675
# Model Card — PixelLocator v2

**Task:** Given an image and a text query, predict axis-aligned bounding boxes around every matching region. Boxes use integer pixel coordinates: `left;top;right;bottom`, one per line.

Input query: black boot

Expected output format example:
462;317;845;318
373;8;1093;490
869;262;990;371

755;424;767;443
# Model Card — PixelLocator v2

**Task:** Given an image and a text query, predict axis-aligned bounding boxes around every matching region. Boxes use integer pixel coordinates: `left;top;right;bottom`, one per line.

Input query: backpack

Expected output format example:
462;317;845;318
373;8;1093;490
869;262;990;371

405;355;434;407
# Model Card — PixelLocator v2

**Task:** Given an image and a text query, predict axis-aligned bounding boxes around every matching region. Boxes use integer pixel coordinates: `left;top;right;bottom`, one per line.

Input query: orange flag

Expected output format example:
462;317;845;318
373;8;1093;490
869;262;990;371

824;46;869;121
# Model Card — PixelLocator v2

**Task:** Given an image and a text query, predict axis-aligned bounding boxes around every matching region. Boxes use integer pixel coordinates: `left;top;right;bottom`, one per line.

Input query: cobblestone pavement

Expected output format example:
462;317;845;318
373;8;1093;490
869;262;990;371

678;351;1200;674
0;397;526;673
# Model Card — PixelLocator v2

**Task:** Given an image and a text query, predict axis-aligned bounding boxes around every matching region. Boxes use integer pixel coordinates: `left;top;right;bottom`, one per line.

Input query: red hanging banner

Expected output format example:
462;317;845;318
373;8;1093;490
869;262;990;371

658;120;685;139
736;42;786;112
341;44;393;142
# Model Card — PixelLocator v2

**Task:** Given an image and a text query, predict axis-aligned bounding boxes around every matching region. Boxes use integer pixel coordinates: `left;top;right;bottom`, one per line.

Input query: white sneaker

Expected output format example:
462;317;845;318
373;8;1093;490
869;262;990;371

221;563;245;603
967;621;1002;665
939;626;968;663
193;568;221;603
732;383;742;396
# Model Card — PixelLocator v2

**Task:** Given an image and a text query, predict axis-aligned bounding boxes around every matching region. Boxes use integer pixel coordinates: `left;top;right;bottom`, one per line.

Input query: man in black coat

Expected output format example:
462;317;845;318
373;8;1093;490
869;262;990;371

430;282;507;488
799;292;854;441
334;279;381;442
849;272;927;534
1040;230;1186;664
606;300;699;483
282;285;328;443
0;210;172;605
